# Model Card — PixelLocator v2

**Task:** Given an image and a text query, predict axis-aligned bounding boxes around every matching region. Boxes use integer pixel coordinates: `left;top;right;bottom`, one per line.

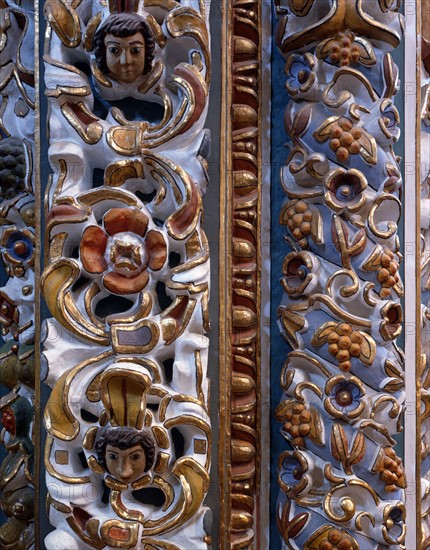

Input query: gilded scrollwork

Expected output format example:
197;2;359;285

275;1;405;548
0;0;35;547
42;1;211;548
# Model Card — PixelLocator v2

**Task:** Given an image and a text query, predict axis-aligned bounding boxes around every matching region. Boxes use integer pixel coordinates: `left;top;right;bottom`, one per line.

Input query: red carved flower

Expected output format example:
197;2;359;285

79;208;167;295
1;408;15;435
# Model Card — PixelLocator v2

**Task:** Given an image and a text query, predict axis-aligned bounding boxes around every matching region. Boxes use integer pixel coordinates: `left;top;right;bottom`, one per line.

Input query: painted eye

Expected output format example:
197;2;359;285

131;47;141;55
108;47;120;55
108;453;118;460
131;453;143;461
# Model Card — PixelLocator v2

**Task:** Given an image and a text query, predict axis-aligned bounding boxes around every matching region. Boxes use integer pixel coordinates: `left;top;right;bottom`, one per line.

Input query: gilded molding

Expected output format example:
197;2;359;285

275;1;405;548
41;1;212;548
220;0;262;547
0;0;35;547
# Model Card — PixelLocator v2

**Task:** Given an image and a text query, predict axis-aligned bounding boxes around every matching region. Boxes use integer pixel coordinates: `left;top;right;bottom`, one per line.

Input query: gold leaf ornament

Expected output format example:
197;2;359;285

331;423;366;475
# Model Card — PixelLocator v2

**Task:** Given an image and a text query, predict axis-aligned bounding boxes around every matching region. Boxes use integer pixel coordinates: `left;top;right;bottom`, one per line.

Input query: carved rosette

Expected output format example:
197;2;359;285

0;0;35;548
275;1;405;548
41;1;212;548
221;0;261;547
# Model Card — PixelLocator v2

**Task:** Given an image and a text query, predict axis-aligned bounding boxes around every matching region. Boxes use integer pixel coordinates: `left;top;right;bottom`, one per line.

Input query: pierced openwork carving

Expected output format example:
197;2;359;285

0;0;35;547
275;1;405;548
41;1;211;548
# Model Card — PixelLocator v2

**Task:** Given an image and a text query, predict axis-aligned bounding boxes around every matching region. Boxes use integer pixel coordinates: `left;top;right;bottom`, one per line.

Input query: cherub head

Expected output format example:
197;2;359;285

93;13;155;84
95;426;155;484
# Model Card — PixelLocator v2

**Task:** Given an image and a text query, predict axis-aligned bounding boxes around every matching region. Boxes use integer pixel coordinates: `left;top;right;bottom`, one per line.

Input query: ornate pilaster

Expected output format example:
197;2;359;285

274;1;406;548
0;0;35;548
220;0;262;547
41;1;212;548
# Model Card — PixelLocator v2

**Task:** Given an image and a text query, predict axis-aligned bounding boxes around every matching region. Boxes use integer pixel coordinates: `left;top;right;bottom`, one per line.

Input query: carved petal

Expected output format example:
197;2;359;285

146;230;167;271
104;208;148;237
80;226;108;274
104;270;149;295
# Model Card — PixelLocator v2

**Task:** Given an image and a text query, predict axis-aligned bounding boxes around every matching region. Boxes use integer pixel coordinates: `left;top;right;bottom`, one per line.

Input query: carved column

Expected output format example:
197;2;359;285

0;0;35;548
421;1;430;546
219;0;262;548
274;1;406;548
41;1;212;548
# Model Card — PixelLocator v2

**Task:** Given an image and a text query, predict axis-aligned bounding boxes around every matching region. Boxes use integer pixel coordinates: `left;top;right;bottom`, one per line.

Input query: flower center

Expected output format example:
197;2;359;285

106;232;146;277
335;389;353;407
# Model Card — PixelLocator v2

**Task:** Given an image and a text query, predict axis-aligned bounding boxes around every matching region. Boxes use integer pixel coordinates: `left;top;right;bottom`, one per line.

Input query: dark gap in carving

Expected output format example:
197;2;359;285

156;282;173;310
77;451;88;470
132;487;166;507
146;402;158;411
95;296;133;318
92;168;105;188
101;481;110;504
168;252;181;268
162;358;173;383
153;218;165;227
70;246;79;259
135;189;156;203
80;408;99;423
72;276;90;293
171;427;184;460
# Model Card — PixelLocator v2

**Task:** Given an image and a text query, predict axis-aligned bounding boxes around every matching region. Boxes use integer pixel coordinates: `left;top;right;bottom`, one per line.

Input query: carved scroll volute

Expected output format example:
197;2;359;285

275;2;405;548
42;1;212;548
0;0;36;547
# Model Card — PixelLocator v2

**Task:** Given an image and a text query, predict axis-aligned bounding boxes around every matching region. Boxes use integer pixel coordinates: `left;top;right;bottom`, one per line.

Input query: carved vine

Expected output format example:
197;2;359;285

275;1;405;548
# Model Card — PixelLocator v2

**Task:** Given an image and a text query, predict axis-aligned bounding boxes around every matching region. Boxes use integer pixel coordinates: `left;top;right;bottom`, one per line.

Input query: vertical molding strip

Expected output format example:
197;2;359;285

0;0;36;547
41;1;212;548
220;0;262;547
274;1;406;548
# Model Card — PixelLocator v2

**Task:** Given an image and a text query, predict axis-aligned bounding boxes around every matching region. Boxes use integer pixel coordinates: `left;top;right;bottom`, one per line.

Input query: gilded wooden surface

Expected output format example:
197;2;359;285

274;1;405;548
0;0;35;547
220;0;262;547
41;1;212;548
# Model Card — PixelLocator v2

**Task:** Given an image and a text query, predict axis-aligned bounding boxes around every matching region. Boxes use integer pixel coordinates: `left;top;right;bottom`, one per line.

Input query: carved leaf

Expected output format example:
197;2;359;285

289;0;316;17
332;217;367;268
355;39;377;66
277;500;309;544
358;332;376;366
358;130;378;165
311;322;338;346
331;423;349;467
309;407;323;445
331;424;364;475
347;431;366;471
313;117;340;142
274;400;296;422
291;104;312;137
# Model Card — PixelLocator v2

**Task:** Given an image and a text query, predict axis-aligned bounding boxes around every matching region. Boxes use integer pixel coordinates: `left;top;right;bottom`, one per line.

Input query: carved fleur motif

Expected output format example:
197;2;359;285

314;116;377;165
281;251;316;296
285;53;316;97
80;207;167;295
311;322;376;372
323;168;367;214
316;31;376;67
324;375;365;420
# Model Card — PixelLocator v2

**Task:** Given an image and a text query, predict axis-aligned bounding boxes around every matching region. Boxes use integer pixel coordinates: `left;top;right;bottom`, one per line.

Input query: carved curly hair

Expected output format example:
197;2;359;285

95;426;156;472
93;13;155;77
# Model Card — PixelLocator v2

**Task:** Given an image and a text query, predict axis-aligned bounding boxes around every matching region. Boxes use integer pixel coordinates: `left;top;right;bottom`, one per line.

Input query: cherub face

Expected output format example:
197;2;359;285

105;32;146;83
105;444;147;484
